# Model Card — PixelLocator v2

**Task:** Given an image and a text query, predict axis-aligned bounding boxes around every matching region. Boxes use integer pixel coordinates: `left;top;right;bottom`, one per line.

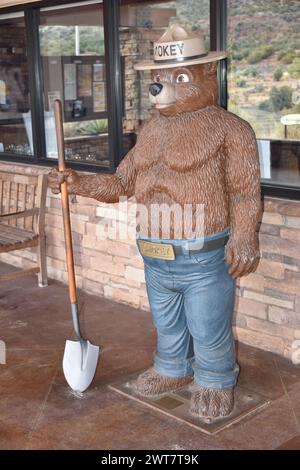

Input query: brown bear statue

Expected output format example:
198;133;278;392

48;25;261;419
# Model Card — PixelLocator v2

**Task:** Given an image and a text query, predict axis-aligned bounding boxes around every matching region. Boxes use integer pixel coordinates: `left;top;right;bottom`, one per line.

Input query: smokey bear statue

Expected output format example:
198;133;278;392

49;25;261;419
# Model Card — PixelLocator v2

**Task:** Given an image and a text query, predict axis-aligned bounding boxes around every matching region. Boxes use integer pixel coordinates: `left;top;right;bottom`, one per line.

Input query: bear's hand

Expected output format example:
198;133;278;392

225;234;260;279
48;167;80;195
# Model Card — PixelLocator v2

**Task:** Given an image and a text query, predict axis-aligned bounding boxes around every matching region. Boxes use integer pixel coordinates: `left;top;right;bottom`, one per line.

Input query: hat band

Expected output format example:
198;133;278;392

154;52;208;64
153;37;207;63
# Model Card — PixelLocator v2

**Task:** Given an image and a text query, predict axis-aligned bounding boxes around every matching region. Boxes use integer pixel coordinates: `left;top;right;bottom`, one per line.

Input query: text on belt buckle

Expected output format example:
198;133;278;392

138;240;176;260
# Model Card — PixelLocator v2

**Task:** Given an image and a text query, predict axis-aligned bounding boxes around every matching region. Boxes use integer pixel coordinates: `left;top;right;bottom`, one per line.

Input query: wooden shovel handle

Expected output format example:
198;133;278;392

54;99;77;305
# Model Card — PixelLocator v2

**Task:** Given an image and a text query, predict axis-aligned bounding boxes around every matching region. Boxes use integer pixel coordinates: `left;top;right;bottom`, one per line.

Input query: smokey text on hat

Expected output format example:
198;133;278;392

154;42;185;59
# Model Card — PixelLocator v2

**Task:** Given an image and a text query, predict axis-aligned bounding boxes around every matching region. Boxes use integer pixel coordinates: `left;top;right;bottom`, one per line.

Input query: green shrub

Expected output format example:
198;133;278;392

279;50;296;64
269;86;293;111
232;47;250;61
282;13;294;22
259;100;273;112
277;50;291;60
242;67;259;77
247;45;274;64
273;66;283;81
259;86;293;112
288;58;300;78
236;78;247;88
77;119;108;136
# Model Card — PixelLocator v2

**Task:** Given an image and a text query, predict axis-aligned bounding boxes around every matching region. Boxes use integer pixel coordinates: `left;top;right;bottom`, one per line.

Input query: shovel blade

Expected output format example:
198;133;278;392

63;339;100;393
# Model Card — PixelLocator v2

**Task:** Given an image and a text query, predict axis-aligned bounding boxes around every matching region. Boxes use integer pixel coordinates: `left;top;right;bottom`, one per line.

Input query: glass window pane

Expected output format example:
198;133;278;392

120;0;210;151
39;1;109;166
0;12;33;156
228;0;300;187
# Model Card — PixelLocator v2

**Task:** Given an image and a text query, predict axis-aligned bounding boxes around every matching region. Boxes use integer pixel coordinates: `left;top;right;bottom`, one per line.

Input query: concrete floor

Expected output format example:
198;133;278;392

0;261;300;450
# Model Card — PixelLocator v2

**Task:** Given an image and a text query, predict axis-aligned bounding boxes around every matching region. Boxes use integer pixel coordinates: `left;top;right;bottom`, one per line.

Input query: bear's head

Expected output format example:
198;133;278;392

148;62;218;117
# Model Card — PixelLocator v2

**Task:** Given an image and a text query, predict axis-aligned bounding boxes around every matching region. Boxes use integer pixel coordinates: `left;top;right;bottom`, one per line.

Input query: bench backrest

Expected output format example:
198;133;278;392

0;171;47;232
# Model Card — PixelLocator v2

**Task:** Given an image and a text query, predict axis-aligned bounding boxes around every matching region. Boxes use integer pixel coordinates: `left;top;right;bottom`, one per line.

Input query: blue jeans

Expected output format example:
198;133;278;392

138;228;239;389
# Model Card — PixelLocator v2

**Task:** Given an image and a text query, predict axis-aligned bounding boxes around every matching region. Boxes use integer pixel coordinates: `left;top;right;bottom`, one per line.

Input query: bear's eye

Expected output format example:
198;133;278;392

176;73;189;83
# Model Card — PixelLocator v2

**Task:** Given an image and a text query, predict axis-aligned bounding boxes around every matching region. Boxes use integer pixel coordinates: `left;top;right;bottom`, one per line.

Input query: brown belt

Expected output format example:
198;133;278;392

137;235;229;261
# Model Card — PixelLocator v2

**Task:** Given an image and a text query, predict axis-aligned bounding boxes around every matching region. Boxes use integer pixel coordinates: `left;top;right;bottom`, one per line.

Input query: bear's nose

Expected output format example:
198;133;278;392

149;83;163;96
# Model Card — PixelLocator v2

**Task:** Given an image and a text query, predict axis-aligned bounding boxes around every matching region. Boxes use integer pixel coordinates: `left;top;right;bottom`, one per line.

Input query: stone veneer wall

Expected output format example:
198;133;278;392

0;160;300;361
120;27;141;134
120;26;168;133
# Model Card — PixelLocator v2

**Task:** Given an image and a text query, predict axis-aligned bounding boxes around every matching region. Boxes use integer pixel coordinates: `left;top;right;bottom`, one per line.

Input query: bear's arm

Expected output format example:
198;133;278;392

224;115;262;276
72;147;137;203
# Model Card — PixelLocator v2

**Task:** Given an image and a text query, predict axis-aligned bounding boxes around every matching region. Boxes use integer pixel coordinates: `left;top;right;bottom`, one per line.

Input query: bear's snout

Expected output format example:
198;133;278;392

149;83;163;96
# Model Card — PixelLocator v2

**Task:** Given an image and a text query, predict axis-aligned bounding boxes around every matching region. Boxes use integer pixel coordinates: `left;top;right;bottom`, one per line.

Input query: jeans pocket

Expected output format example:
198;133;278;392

190;246;225;266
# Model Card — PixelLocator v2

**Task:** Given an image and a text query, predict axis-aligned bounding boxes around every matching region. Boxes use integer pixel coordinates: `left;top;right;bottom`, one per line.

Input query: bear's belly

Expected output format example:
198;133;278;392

134;163;230;239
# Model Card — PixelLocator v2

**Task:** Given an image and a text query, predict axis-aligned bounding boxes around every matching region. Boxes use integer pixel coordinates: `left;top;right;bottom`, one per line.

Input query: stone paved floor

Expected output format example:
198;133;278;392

0;262;300;450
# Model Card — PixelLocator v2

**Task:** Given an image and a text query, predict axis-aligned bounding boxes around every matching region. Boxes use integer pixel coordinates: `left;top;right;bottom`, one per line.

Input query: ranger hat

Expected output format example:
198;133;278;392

134;23;226;71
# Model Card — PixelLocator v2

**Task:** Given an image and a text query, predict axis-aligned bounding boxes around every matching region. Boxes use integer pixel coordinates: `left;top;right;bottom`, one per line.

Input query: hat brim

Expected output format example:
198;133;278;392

134;51;227;71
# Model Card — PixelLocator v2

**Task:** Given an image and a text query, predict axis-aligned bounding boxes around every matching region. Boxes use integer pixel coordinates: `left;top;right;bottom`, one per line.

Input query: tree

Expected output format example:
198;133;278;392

259;86;293;112
269;86;293;111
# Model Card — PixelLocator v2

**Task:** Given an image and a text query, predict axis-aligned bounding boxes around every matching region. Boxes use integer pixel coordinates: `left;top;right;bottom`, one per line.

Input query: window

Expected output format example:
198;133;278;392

228;0;300;189
120;0;210;140
0;12;33;156
0;0;122;172
39;1;109;166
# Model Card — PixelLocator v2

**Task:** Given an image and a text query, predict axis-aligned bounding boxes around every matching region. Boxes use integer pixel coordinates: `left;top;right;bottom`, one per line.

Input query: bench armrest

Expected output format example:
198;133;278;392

0;208;39;222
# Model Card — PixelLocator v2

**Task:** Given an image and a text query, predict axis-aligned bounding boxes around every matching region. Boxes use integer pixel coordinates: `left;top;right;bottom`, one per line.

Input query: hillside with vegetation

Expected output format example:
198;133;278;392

39;0;300;141
227;0;300;140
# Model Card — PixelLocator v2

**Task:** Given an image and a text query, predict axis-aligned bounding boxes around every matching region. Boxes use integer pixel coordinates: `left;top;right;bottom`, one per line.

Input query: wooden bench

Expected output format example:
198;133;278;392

0;171;48;286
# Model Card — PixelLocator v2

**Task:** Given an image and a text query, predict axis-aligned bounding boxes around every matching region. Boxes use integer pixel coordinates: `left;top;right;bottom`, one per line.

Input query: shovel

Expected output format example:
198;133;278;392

54;99;100;393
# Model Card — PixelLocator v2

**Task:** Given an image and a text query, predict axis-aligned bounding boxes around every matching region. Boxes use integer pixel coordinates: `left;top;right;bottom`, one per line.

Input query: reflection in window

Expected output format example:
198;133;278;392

228;0;300;186
0;13;32;156
120;0;210;148
39;2;109;166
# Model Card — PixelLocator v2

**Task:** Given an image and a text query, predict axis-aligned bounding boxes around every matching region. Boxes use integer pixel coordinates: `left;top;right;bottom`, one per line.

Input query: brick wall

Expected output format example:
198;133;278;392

0;160;300;360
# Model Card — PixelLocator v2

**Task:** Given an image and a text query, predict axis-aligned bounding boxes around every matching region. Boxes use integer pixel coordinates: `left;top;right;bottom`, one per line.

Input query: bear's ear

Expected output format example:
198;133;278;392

203;62;218;76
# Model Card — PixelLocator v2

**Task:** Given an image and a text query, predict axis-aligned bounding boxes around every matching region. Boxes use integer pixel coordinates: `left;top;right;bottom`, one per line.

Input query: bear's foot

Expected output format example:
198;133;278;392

190;386;234;419
133;367;193;398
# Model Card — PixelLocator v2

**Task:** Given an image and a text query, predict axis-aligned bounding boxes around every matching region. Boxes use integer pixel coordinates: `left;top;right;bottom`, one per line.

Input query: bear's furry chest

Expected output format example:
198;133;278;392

135;110;225;173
